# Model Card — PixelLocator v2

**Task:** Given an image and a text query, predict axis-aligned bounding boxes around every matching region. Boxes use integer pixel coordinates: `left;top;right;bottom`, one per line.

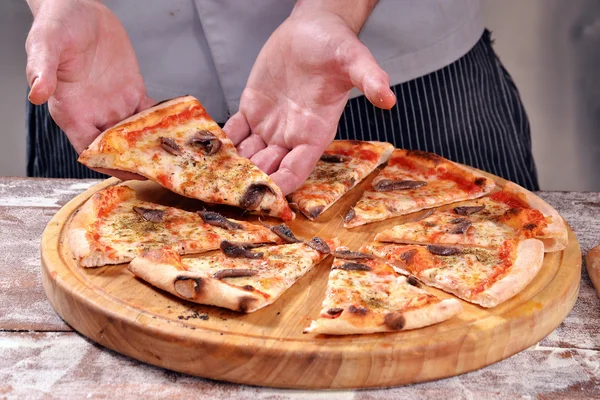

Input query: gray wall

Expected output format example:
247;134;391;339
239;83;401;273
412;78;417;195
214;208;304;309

1;0;599;190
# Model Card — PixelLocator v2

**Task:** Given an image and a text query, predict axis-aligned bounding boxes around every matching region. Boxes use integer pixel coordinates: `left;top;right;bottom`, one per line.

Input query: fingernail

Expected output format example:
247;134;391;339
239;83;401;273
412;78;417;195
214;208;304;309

30;76;39;90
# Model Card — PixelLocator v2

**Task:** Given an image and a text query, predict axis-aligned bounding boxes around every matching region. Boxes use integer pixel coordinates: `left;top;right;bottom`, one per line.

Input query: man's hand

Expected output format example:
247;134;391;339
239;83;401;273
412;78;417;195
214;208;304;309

25;0;154;179
224;0;396;195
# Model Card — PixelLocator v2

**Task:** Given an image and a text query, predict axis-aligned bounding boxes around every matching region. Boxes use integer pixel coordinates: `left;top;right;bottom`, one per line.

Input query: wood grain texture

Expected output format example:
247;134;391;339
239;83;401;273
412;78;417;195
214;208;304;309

586;245;600;297
40;174;582;389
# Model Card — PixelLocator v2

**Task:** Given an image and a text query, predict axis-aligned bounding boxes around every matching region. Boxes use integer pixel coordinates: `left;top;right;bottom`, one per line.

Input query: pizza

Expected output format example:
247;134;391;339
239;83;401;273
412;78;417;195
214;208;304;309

344;149;496;228
374;182;568;252
128;237;340;313
288;140;394;220
78;96;294;220
362;239;544;308
68;185;280;267
305;247;463;335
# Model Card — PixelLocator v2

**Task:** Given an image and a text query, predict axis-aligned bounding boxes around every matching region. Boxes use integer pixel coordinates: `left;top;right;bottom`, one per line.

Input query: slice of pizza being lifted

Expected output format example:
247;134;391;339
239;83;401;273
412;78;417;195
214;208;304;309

344;149;496;228
362;239;544;308
374;182;568;252
305;247;463;335
288;140;394;220
78;96;294;220
67;185;280;267
129;237;339;313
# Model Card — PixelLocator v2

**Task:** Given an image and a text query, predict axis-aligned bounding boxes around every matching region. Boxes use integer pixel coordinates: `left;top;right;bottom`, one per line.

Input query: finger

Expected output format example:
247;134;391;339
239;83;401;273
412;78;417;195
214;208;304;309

250;145;289;175
222;112;250;146
269;144;322;195
136;96;157;112
92;168;148;182
237;134;267;159
25;26;59;105
340;39;396;110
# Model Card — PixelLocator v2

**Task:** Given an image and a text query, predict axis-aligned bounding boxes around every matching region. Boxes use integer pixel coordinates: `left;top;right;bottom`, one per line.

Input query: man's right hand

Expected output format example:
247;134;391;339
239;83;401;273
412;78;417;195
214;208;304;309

25;0;154;178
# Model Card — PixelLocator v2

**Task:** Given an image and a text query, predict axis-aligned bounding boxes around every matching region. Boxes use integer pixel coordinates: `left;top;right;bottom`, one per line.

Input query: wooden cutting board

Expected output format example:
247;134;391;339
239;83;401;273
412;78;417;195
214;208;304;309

586;244;600;297
40;171;581;389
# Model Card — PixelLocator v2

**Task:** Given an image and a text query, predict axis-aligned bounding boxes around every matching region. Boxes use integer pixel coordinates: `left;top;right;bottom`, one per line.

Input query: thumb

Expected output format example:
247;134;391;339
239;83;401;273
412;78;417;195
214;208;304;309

340;38;396;110
25;25;59;105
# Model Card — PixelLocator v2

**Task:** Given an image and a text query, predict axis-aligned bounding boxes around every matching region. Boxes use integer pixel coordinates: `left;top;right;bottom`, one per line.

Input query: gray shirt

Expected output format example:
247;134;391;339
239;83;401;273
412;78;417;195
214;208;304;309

105;0;483;122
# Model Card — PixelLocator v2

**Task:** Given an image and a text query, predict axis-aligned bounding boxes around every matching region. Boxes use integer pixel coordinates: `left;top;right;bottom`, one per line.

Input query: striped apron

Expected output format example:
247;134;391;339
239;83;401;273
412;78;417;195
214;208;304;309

26;30;539;190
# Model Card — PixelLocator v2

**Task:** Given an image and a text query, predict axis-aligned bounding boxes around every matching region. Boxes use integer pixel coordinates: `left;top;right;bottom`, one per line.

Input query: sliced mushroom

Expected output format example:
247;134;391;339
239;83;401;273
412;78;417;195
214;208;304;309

259;220;301;243
239;183;275;210
220;240;263;259
304;237;330;254
159;137;182;155
197;210;243;230
320;153;351;163
189;130;222;155
133;206;165;223
453;204;485;216
333;262;372;272
426;245;462;256
332;249;374;260
213;268;259;280
373;179;427;192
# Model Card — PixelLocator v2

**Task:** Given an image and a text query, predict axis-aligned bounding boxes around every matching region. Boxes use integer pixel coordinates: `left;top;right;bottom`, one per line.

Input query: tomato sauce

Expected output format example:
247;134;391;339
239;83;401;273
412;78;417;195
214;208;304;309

490;191;529;209
438;171;481;195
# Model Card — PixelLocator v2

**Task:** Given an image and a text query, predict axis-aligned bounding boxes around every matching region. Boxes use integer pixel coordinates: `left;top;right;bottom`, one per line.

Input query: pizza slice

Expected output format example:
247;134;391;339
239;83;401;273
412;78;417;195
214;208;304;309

67;185;280;267
304;247;462;335
288;140;394;220
375;182;568;252
344;149;496;228
362;239;544;308
78;96;294;220
128;238;340;313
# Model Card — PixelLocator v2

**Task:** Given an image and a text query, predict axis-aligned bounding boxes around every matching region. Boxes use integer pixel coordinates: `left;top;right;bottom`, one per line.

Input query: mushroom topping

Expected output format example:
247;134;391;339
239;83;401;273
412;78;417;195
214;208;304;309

332;249;374;260
159;137;182;155
407;276;421;287
320;153;351;163
326;308;344;318
373;179;427;192
453;204;485;216
189;130;222;155
259;220;301;243
344;208;356;223
426;245;462;256
304;237;330;254
239;183;275;210
133;207;165;223
220;240;263;259
213;268;259;280
333;262;372;272
197;210;243;230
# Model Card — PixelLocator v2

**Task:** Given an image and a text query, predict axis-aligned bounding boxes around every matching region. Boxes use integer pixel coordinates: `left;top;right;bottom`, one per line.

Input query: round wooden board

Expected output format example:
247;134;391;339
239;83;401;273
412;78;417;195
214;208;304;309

41;172;581;389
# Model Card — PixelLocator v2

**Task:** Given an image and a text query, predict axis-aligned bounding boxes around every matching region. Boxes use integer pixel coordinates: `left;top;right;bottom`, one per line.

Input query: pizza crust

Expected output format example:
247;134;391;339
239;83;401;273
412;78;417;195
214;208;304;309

304;298;462;335
503;182;568;252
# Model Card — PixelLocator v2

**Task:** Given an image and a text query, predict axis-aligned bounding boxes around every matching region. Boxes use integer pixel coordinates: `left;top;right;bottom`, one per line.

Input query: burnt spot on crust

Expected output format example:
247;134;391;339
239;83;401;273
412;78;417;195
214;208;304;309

474;177;488;187
326;308;344;318
213;268;259;280
453;205;485;216
304;237;330;254
384;312;406;330
320;153;351;163
159;137;183;155
220;241;263;259
348;305;368;315
239;184;275;210
238;296;258;313
523;223;538;231
406;149;444;165
197;210;244;230
407;276;421;287
400;249;417;264
427;245;462;256
189;130;222;155
306;205;325;220
133;207;165;223
373;179;427;192
174;276;204;299
333;262;372;272
332;249;374;260
344;208;356;223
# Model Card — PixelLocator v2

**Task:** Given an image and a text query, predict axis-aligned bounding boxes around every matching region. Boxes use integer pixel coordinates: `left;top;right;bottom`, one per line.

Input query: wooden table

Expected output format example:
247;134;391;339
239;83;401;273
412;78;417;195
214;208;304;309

1;177;599;399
